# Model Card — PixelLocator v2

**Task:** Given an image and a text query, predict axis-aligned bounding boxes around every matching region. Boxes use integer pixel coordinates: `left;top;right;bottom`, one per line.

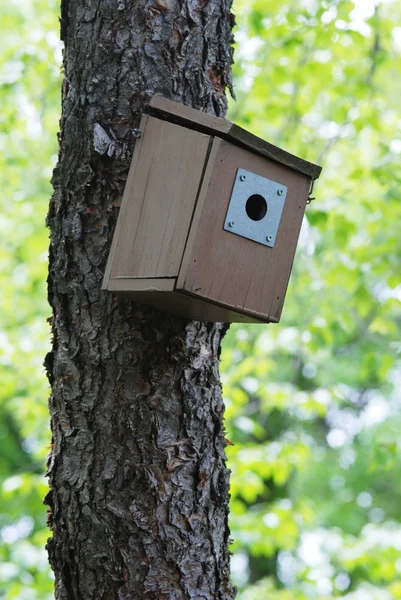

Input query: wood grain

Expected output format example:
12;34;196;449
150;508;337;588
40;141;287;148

108;116;210;280
149;95;322;180
177;140;311;322
102;114;149;288
106;278;175;292
177;137;222;283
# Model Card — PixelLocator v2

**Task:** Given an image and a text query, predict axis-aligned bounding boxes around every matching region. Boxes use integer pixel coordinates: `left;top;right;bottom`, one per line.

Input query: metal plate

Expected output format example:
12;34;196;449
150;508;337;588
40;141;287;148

223;168;287;248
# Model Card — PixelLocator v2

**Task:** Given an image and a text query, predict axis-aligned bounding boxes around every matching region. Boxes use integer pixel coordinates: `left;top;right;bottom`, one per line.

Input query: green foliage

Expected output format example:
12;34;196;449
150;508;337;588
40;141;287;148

224;0;401;597
0;0;60;596
1;0;401;598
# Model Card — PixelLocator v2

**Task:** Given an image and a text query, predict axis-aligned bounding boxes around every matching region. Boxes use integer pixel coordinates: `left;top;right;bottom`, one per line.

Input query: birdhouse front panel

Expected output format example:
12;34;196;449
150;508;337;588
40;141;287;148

102;96;321;323
176;138;311;323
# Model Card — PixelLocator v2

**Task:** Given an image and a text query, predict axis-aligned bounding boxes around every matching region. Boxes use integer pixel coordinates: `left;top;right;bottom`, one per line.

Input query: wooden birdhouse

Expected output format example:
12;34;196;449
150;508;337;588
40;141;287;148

102;96;322;323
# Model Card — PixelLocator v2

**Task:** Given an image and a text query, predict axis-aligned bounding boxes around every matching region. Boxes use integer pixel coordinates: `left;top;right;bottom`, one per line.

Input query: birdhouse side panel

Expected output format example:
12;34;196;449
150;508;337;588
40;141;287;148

267;175;311;322
102;114;149;289
110;117;211;280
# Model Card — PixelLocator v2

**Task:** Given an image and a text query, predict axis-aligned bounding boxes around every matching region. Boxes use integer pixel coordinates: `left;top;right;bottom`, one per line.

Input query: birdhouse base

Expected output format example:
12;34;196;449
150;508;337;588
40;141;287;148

108;278;269;323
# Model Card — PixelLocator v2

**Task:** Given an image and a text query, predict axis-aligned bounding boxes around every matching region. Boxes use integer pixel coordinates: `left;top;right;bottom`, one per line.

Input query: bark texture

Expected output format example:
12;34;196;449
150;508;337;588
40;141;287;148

45;1;236;598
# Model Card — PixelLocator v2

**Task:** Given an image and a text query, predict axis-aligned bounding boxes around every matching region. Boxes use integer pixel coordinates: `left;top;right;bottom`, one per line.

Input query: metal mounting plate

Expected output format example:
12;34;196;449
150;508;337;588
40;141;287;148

223;168;287;248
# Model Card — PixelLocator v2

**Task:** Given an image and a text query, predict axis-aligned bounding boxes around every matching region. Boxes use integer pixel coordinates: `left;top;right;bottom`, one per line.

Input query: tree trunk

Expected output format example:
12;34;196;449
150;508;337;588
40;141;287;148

45;1;236;598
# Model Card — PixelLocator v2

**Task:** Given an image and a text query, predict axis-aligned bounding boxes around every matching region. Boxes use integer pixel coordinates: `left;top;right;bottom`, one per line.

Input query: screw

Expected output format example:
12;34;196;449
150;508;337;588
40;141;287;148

266;235;273;242
240;175;246;182
277;189;284;196
228;221;235;228
132;128;142;138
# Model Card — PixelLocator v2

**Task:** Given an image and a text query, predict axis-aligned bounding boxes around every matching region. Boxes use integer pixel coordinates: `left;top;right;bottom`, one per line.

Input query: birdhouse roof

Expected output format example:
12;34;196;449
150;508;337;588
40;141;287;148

148;95;322;180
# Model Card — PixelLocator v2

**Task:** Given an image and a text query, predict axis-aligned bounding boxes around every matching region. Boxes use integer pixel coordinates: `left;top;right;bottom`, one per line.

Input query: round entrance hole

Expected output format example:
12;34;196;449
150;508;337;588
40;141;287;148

245;194;268;221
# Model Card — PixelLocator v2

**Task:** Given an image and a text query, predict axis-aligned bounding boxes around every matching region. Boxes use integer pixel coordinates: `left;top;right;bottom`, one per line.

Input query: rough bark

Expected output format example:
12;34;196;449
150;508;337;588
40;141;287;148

45;1;236;598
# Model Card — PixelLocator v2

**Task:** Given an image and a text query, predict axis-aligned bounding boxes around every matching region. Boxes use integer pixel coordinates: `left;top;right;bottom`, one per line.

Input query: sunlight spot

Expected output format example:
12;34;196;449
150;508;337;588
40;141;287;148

348;106;360;120
327;429;347;448
1;526;19;544
335;573;350;591
256;331;274;352
1;517;35;544
349;0;375;35
278;550;297;586
241;377;259;394
12;190;25;202
330;475;345;490
2;475;23;492
235;416;255;434
278;56;290;66
321;6;337;24
232;350;243;362
393;27;401;51
20;336;34;353
370;508;385;523
0;562;19;579
235;31;264;61
46;30;61;49
0;60;24;85
298;532;325;566
0;332;14;356
220;373;229;385
357;491;373;508
263;512;280;528
314;50;332;63
235;328;249;341
390;139;401;153
300;0;318;14
351;0;375;20
335;19;348;30
303;363;317;379
280;82;295;95
360;397;390;427
314;389;331;405
319;121;340;139
340;447;356;469
230;551;249;588
317;577;332;596
277;327;299;351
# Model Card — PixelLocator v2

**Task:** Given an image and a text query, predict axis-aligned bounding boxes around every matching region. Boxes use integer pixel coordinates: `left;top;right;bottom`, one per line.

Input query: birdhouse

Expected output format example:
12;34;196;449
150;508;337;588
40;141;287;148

102;96;322;323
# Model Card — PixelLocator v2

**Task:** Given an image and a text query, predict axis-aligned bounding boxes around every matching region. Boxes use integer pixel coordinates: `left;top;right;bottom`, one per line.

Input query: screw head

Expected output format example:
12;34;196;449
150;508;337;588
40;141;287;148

277;189;284;196
240;175;246;182
228;221;235;228
266;235;273;242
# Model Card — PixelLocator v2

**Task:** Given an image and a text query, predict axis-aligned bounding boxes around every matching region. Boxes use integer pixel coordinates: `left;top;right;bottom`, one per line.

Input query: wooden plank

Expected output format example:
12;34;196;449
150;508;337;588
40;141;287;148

102;114;149;289
148;95;322;180
177;140;310;323
106;278;175;292
110;117;211;279
176;137;222;284
149;95;232;136
113;289;266;323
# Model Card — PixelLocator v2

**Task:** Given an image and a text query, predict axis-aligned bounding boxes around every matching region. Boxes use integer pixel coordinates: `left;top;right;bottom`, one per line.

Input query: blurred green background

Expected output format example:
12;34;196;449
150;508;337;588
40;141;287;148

1;0;401;598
